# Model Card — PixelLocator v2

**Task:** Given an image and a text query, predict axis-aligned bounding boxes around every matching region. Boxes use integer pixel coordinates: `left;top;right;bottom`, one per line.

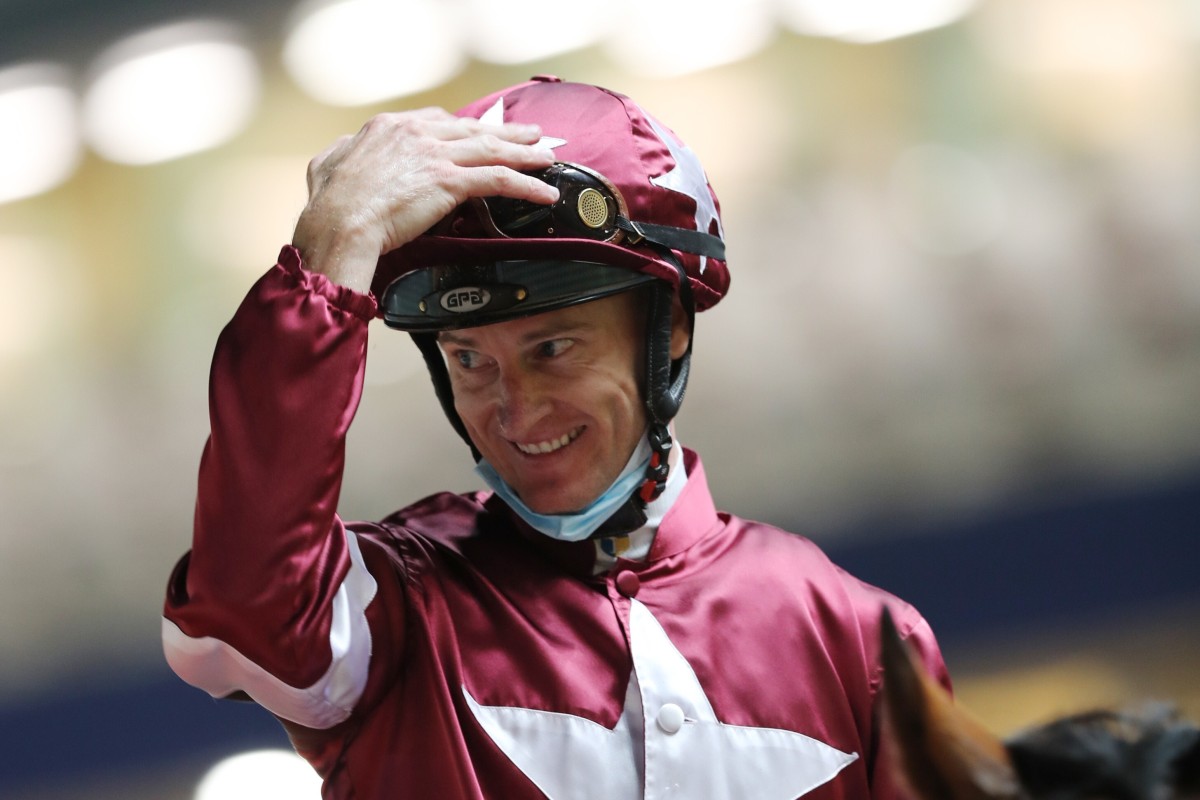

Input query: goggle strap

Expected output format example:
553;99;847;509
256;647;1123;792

615;219;725;261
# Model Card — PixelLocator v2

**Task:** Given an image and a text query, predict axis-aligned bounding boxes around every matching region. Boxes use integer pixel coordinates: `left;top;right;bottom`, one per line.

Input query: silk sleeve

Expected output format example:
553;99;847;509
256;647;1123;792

161;245;395;730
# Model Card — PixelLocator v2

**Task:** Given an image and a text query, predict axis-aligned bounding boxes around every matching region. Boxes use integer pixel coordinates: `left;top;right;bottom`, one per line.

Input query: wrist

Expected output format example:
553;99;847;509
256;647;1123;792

292;207;381;294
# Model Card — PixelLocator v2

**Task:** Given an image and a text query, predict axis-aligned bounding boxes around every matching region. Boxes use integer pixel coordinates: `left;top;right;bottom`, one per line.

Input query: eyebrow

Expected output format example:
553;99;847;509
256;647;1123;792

437;330;476;347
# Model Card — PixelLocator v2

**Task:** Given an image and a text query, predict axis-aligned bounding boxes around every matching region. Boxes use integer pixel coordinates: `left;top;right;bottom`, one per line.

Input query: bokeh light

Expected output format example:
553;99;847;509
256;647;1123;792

195;749;321;800
0;64;82;204
603;0;775;77
283;0;463;105
462;0;612;64
82;21;260;165
779;0;979;42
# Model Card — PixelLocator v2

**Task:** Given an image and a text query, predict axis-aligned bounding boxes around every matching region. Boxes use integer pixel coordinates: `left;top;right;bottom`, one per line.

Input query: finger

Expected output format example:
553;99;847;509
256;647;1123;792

457;165;560;205
403;106;458;120
362;108;538;142
443;132;558;170
363;106;458;132
424;115;546;146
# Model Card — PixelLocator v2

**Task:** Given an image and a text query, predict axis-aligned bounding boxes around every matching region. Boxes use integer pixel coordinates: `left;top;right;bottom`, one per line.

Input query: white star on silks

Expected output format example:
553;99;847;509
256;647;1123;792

465;599;858;800
647;116;723;275
479;96;567;150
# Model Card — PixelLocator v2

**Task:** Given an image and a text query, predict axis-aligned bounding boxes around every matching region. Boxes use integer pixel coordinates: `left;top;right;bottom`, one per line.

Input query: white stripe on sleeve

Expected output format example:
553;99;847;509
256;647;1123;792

162;529;378;730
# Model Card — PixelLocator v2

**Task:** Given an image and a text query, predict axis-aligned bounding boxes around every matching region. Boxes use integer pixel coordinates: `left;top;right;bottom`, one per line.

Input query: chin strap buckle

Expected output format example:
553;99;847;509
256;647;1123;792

637;423;673;505
592;423;673;540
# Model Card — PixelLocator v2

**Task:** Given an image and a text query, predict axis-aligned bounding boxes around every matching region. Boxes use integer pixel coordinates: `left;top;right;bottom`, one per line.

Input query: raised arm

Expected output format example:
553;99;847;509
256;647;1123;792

161;108;558;730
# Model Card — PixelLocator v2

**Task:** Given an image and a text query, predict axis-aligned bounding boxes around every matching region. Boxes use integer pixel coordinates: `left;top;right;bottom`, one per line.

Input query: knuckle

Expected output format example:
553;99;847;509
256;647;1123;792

475;133;505;157
363;112;414;138
306;155;327;187
306;135;351;183
430;161;465;194
479;165;511;189
375;108;447;135
360;113;390;134
412;105;451;118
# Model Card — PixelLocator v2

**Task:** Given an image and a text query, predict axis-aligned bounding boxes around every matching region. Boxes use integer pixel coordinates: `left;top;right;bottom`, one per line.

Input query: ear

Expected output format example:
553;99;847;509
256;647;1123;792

669;293;691;361
880;608;1023;800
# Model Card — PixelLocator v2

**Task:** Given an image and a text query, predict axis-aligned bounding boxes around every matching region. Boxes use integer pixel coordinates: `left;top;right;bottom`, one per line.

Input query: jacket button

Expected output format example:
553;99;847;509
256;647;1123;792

657;703;685;734
615;570;640;597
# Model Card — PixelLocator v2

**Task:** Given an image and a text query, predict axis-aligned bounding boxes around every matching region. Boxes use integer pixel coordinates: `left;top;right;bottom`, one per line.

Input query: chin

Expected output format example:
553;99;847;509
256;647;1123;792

520;484;600;516
523;496;586;516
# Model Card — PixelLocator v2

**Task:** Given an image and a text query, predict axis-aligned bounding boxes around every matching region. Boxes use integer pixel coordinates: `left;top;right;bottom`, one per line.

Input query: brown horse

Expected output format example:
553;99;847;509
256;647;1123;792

880;609;1200;800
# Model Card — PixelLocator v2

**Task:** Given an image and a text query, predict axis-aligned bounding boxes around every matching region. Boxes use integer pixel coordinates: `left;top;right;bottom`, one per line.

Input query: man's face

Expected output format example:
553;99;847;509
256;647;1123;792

438;291;649;515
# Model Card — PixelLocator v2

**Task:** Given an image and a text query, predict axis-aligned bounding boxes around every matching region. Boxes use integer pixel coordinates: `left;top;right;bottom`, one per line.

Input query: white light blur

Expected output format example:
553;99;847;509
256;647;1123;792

0;64;82;204
464;0;612;64
604;0;775;77
778;0;978;43
887;143;1005;256
977;0;1180;78
283;0;463;106
195;749;321;800
82;22;260;165
972;0;1189;153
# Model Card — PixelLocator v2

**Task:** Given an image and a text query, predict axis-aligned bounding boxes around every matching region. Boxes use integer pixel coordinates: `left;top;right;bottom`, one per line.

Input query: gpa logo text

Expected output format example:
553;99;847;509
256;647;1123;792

440;287;491;313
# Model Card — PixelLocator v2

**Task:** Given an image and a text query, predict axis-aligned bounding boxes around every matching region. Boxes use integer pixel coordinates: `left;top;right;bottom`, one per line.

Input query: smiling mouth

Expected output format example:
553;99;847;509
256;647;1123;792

514;426;584;455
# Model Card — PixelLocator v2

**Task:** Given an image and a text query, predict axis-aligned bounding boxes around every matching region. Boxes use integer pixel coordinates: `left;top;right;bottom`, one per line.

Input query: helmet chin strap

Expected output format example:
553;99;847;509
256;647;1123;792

410;331;480;461
590;254;693;539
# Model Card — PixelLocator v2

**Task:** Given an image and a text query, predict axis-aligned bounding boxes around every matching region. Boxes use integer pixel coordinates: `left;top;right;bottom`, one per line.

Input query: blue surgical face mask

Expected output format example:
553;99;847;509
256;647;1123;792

475;437;652;542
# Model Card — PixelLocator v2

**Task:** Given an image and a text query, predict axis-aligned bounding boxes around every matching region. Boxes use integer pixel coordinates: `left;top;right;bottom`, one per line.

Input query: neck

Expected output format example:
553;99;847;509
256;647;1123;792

592;441;686;570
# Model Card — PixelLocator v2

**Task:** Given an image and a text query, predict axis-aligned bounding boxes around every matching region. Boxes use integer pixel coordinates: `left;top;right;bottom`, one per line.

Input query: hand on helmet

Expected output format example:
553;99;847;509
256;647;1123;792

292;107;560;293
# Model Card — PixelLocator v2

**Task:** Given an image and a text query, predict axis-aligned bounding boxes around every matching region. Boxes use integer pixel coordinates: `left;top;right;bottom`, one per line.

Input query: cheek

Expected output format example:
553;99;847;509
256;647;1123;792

449;382;490;429
598;370;645;430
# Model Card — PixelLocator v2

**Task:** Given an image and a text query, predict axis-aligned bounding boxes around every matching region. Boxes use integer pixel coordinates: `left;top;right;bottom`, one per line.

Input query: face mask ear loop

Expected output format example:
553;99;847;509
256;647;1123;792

410;332;481;462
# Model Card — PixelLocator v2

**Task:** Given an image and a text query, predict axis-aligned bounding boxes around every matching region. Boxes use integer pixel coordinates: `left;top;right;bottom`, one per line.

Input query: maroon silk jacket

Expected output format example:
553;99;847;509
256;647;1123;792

163;247;950;799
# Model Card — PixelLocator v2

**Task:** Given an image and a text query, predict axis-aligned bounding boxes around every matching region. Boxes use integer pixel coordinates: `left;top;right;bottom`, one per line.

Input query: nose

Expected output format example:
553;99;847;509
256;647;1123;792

494;366;552;436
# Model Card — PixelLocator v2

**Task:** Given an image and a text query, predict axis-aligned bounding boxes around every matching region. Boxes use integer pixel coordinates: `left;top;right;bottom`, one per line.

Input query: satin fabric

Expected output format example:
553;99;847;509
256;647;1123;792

373;77;731;313
164;248;949;799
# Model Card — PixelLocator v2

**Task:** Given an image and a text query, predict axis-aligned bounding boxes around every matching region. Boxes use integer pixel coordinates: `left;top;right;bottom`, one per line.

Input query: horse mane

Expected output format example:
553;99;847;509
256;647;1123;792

1007;705;1200;799
879;608;1200;800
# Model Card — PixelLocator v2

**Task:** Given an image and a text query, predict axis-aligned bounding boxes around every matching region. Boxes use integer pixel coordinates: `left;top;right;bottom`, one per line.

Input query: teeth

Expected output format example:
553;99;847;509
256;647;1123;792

517;427;581;455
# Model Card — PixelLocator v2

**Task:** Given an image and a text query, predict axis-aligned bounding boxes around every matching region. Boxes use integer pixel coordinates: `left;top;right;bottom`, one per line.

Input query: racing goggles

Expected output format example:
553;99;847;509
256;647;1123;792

431;162;725;262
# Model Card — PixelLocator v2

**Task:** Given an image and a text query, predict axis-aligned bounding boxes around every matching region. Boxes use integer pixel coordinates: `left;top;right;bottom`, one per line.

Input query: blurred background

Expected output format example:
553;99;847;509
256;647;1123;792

1;0;1198;796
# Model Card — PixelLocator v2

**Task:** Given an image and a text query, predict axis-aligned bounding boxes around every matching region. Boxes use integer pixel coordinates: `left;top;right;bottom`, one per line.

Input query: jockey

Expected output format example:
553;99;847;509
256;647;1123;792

163;76;950;799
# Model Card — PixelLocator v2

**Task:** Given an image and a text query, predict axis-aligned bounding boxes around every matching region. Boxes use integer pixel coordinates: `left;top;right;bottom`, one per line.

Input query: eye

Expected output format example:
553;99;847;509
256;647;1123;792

536;338;574;359
453;349;486;370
